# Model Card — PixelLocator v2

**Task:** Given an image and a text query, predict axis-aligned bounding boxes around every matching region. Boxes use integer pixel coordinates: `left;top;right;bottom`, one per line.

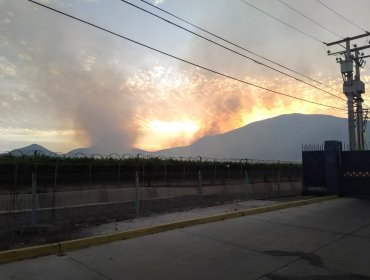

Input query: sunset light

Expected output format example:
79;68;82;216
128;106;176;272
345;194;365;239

135;119;200;151
3;0;370;273
147;120;199;136
0;0;367;154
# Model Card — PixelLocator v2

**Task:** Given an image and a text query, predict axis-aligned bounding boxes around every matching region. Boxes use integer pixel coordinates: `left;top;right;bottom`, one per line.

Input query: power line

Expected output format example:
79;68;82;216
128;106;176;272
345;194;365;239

121;0;345;101
239;0;323;43
277;0;343;39
317;0;370;113
316;0;368;33
26;0;346;112
138;0;345;98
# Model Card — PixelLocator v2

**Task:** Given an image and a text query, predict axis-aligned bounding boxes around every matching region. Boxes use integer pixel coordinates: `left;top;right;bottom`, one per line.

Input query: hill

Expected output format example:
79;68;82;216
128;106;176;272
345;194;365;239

152;114;360;161
8;114;362;161
9;143;55;157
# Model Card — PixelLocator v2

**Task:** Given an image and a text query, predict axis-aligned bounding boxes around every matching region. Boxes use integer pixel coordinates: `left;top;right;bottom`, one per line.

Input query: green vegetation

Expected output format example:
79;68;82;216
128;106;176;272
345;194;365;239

0;153;302;190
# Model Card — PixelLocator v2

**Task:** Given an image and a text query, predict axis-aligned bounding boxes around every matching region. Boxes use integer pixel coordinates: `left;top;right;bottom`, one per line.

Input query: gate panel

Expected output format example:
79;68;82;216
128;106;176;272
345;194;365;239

341;151;370;197
302;151;327;195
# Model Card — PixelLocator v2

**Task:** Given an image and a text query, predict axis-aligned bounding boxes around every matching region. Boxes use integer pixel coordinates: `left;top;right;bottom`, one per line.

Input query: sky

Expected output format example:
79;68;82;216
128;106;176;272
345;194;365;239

1;0;370;154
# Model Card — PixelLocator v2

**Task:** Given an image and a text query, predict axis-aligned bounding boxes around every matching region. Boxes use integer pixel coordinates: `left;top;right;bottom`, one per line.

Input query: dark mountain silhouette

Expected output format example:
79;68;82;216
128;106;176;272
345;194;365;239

9;143;55;156
152;114;364;161
9;114;364;161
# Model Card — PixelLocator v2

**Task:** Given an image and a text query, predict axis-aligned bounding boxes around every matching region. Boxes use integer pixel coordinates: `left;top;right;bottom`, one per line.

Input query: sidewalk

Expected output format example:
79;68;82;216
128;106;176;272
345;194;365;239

2;197;370;279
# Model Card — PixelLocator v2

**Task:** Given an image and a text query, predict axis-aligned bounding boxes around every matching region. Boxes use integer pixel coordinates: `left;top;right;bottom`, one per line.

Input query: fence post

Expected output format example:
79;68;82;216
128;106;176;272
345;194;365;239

213;161;217;185
135;171;139;217
244;169;249;196
142;163;145;185
52;161;57;218
10;163;18;216
88;160;92;185
117;163;121;185
182;164;186;183
164;164;167;186
277;162;281;197
198;170;203;196
324;141;342;195
31;172;37;225
14;163;18;190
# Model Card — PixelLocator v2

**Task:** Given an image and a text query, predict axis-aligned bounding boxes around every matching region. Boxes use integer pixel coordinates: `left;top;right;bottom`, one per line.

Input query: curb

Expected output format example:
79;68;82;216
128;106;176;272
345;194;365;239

0;195;337;264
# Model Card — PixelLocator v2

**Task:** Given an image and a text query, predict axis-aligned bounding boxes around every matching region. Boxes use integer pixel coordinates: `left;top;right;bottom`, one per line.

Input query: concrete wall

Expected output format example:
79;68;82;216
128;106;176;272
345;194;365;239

0;181;302;236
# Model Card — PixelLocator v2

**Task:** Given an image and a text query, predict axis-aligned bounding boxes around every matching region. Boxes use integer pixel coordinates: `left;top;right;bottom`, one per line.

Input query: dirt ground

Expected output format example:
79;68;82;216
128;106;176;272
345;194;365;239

0;195;312;251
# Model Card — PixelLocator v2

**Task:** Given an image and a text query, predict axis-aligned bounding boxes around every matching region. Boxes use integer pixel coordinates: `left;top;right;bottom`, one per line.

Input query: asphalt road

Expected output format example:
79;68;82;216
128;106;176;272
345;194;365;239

2;197;370;280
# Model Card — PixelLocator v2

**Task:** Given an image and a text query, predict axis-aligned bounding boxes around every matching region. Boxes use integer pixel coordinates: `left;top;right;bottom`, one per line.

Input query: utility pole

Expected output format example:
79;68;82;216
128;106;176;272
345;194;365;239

325;32;370;150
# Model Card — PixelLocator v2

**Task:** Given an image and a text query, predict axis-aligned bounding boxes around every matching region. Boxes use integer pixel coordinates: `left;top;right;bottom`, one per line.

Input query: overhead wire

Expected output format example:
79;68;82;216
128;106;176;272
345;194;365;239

275;0;369;111
315;0;370;110
121;0;346;101
277;0;343;39
138;0;344;97
316;0;368;33
239;0;323;43
26;0;346;112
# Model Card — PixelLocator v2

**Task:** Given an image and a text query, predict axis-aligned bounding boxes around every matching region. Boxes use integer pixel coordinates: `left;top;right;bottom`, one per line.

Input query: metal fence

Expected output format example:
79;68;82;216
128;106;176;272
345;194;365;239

341;150;370;197
302;142;370;198
0;150;302;236
302;144;327;195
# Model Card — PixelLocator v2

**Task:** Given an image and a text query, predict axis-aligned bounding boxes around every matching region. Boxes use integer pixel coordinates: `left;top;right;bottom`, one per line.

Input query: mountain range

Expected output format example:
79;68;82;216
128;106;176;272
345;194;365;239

8;114;363;161
150;113;359;161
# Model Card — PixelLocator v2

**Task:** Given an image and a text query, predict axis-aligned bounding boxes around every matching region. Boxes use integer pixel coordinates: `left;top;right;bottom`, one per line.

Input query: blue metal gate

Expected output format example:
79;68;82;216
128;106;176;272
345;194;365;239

341;151;370;197
303;142;370;197
302;146;327;195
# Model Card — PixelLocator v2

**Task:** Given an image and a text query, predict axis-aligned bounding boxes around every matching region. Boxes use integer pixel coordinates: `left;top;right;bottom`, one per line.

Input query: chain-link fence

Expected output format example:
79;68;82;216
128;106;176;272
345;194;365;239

0;150;302;236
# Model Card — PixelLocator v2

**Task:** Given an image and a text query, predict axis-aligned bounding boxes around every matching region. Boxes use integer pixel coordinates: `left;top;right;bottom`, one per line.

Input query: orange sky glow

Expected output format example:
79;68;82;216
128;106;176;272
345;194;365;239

2;0;369;153
123;66;349;151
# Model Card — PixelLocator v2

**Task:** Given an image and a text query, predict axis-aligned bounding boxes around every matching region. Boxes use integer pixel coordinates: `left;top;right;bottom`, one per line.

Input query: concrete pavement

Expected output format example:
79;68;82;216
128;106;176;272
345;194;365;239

2;198;370;279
